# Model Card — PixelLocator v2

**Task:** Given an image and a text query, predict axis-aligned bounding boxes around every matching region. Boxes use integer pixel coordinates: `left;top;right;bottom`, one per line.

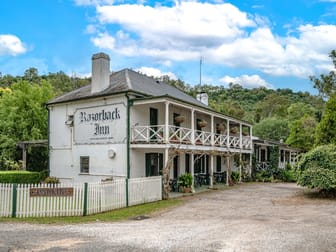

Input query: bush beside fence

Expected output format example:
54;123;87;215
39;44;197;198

0;176;162;218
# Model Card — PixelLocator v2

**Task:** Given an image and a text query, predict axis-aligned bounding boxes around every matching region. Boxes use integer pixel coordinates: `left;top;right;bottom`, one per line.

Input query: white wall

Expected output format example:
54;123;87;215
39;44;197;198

49;95;128;183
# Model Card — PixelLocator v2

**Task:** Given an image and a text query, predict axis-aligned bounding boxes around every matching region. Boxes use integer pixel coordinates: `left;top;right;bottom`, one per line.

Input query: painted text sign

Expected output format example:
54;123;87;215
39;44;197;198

30;187;74;197
74;103;126;144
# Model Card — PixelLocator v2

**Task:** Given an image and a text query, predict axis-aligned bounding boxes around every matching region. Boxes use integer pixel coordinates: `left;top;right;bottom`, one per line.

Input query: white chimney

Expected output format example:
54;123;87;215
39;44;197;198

91;52;110;93
196;92;208;106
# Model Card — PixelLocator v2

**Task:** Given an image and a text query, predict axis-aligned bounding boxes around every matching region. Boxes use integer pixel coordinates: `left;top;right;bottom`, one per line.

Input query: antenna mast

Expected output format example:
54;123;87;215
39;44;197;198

199;56;202;88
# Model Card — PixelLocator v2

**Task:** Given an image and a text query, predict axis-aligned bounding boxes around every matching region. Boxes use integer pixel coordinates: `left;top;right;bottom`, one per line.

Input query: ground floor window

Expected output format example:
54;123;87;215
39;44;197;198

80;156;89;173
145;153;163;177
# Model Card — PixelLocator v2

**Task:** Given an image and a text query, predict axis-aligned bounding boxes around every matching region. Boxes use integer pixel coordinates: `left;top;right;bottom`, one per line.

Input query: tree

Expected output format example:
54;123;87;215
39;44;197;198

255;94;290;121
0;80;54;165
315;94;336;145
310;50;336;99
253;117;290;141
286;116;317;151
287;102;317;122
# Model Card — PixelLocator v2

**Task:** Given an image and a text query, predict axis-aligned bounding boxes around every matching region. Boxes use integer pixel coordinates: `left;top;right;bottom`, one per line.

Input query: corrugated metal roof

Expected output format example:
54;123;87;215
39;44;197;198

47;68;207;108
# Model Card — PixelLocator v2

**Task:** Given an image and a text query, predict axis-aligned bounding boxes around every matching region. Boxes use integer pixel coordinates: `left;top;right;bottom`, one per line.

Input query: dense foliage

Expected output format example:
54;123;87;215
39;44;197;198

315;94;336;145
0;69;90;171
296;145;336;192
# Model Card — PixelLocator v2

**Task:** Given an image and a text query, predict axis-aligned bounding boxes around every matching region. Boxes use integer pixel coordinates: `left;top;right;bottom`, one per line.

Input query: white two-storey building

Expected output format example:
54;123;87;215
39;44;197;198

47;53;253;186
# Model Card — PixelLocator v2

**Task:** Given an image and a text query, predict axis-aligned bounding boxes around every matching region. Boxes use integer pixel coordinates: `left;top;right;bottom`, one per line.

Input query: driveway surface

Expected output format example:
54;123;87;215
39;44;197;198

1;183;336;252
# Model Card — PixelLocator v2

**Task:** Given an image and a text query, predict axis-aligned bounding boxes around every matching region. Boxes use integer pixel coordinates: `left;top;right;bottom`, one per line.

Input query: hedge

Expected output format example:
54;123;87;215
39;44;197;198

0;170;48;184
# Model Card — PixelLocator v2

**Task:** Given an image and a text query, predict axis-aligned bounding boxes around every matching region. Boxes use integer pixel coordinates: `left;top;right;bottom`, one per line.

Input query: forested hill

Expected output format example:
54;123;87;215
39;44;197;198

167;79;324;122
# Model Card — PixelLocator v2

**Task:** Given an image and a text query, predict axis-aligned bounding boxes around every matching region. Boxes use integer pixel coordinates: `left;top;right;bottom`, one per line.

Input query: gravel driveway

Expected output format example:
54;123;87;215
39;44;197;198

1;183;336;252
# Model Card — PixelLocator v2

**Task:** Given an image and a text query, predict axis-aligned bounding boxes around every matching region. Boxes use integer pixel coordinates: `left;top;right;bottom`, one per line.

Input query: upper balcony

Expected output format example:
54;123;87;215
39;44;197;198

131;124;252;151
129;97;252;152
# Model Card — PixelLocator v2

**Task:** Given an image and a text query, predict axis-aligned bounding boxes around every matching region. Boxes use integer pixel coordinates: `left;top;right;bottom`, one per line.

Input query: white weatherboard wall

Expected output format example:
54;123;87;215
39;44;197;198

49;95;128;183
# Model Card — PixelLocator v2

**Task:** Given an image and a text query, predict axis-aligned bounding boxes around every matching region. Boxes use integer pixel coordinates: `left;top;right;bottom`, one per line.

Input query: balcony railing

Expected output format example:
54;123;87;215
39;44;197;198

131;125;252;150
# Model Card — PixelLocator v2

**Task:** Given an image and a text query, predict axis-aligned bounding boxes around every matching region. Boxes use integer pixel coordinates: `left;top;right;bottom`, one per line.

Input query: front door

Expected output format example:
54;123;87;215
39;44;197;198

145;153;163;177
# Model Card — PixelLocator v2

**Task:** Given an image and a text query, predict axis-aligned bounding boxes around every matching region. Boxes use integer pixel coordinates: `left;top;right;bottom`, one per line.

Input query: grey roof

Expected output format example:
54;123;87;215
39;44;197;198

47;68;207;108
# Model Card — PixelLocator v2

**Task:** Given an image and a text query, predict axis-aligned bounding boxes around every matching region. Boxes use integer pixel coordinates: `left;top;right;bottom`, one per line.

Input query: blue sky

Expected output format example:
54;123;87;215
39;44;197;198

0;0;336;94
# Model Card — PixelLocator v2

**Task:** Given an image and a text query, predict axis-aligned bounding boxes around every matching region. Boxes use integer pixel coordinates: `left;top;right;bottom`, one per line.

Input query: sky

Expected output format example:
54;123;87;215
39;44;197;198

0;0;336;94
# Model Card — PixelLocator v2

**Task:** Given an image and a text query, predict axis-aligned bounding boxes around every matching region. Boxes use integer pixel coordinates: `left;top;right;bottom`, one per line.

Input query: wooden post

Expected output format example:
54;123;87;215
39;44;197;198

226;156;230;186
22;143;27;170
209;155;214;188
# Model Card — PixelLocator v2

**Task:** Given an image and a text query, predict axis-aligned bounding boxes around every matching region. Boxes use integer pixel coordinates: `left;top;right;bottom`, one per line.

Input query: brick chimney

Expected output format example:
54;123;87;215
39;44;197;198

91;52;110;93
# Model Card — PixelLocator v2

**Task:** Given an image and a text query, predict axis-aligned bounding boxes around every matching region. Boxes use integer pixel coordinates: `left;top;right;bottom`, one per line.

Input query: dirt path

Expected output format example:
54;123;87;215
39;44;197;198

1;183;336;252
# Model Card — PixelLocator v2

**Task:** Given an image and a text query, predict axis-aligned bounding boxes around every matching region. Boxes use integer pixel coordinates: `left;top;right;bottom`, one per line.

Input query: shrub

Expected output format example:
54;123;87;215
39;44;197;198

279;169;297;182
297;166;336;191
0;170;47;184
43;176;60;184
231;171;240;183
178;173;193;188
296;145;336;193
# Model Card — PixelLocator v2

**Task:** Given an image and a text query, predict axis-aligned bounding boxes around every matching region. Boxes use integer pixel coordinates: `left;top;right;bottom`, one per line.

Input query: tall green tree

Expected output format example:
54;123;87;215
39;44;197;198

286;116;317;151
315;94;336;145
254;94;290;122
253;117;290;141
310;50;336;99
0;80;54;162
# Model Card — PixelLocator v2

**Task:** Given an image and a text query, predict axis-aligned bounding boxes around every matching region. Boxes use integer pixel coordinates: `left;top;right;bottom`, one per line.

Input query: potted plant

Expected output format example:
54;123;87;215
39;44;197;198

198;119;207;128
178;173;193;193
217;123;226;132
174;115;185;124
230;127;238;134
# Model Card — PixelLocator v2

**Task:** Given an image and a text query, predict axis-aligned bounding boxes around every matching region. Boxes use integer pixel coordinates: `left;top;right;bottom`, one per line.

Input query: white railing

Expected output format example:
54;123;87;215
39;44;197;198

0;183;12;217
214;133;228;146
128;176;162;206
168;126;192;144
16;183;84;218
242;137;252;149
131;125;165;143
0;176;162;218
131;125;252;150
228;135;240;148
195;130;212;145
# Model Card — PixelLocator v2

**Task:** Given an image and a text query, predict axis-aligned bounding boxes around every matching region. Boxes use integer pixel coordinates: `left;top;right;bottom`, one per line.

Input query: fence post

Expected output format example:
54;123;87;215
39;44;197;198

126;178;129;207
11;183;17;218
83;182;88;216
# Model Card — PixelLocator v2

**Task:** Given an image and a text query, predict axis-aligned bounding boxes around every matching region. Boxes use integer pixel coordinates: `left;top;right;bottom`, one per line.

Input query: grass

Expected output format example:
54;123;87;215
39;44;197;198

0;198;183;224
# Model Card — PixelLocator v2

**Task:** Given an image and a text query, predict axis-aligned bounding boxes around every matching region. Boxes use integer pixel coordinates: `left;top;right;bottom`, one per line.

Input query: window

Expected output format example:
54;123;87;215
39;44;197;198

80;156;89;173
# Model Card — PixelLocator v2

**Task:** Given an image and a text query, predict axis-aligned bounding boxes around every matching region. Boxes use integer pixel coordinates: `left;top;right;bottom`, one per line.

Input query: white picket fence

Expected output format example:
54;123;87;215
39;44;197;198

0;176;162;218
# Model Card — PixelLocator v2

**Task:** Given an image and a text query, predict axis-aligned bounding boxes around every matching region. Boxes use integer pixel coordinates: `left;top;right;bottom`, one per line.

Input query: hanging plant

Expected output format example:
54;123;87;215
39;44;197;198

230;127;238;134
198;119;207;128
174;115;185;124
217;123;226;132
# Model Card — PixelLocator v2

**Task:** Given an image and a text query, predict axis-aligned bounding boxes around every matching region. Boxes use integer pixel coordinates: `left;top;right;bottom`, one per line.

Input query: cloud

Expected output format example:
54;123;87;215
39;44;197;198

0;34;26;56
135;66;177;80
87;1;336;79
220;74;274;89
